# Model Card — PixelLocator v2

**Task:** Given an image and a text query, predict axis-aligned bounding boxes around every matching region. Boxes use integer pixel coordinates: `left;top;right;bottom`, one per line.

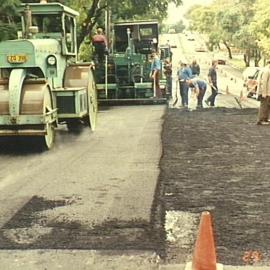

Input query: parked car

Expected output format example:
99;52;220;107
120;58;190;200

187;33;195;41
217;59;226;65
168;28;176;34
195;45;207;52
245;68;263;98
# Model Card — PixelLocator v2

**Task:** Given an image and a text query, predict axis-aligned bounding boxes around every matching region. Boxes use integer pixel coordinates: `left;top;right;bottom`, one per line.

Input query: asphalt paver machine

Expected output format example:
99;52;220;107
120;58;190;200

95;20;167;104
0;1;97;149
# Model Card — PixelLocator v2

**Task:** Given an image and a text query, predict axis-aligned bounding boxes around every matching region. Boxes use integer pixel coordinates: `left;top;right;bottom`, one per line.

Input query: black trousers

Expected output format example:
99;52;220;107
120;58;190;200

206;84;218;106
93;43;106;63
197;86;206;107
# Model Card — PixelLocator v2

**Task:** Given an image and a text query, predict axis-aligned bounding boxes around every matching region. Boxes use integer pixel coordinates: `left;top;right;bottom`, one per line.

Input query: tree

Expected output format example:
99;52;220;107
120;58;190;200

250;0;270;59
185;0;263;66
231;0;261;66
174;19;185;33
217;7;244;59
185;5;221;51
68;0;183;46
0;0;21;41
2;0;184;52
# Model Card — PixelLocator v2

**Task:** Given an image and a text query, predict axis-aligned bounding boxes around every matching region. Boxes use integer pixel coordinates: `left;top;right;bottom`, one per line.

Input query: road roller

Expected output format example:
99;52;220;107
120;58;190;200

0;1;97;149
95;20;168;104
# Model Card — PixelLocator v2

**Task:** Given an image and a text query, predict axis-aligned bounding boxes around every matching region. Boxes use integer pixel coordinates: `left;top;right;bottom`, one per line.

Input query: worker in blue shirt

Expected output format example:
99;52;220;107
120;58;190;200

187;78;207;109
177;62;192;107
150;51;162;97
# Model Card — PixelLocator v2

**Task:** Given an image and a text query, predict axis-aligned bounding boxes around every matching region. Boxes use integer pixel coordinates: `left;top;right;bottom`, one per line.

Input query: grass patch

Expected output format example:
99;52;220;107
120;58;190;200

227;57;246;71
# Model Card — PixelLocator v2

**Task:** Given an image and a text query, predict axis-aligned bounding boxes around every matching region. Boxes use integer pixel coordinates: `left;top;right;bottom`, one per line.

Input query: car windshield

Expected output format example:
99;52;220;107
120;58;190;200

32;14;62;33
243;67;260;79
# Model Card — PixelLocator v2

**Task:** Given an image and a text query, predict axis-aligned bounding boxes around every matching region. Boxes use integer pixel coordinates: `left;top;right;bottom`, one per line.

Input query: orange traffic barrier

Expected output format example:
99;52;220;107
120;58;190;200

185;212;223;270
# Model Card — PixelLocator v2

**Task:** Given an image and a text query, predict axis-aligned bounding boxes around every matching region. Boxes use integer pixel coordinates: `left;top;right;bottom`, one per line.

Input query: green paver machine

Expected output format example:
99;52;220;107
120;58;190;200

95;20;167;104
0;1;97;149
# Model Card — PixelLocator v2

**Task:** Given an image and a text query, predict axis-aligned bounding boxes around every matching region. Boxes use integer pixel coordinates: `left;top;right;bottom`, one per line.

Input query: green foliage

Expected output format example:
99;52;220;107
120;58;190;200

71;0;183;47
78;37;94;62
0;0;20;40
109;0;183;21
186;5;215;34
185;0;266;65
0;23;18;41
207;32;221;51
250;0;270;56
217;9;243;34
174;20;185;33
1;0;184;48
0;0;21;20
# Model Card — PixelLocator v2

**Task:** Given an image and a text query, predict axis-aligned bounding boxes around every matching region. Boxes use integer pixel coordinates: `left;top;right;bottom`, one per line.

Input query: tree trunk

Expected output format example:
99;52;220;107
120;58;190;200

223;40;232;59
254;49;261;67
243;49;250;67
77;0;105;47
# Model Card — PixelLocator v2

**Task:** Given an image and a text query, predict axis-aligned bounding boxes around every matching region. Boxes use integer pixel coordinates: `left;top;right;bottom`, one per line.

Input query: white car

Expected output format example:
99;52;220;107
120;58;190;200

245;68;263;98
195;45;207;52
187;35;195;41
242;67;261;86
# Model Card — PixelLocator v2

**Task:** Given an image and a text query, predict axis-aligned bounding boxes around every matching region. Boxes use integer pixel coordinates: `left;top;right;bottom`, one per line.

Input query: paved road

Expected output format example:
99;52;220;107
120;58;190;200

165;33;259;110
0;33;263;270
0;105;165;268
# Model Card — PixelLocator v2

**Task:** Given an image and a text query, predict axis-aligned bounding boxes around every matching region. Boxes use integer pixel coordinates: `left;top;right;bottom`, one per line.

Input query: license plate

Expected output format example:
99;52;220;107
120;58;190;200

7;55;27;64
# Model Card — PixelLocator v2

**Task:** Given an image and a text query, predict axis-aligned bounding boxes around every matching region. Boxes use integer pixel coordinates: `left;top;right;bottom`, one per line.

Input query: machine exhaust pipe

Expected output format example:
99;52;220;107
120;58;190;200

23;5;32;39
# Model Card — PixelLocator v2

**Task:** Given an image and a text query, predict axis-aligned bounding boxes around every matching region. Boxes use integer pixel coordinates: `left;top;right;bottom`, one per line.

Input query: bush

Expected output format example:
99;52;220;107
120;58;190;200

78;37;94;62
0;23;17;41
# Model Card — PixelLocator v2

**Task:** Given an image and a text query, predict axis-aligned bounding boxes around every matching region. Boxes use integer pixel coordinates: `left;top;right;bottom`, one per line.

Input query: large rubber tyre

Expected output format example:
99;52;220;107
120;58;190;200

87;69;98;131
67;119;82;134
41;88;55;150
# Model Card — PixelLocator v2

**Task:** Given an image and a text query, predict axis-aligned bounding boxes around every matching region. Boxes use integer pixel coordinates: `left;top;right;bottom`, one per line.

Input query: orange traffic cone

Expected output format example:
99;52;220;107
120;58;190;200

185;211;223;270
240;90;244;101
192;211;217;270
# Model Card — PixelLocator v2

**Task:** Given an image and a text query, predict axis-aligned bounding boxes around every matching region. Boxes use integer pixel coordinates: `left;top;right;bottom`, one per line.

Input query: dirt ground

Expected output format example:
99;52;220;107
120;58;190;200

158;106;270;266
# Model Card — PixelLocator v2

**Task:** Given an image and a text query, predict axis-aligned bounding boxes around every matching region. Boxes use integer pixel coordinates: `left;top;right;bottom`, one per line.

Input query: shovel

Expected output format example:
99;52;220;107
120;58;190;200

172;80;179;106
153;74;156;98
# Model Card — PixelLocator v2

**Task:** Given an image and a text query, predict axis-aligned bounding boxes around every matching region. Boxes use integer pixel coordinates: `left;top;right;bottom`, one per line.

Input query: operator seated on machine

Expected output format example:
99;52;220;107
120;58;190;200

92;28;108;64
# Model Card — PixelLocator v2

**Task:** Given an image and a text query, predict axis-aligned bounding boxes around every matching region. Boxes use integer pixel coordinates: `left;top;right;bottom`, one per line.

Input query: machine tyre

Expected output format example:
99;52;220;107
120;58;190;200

67;119;82;134
87;69;98;131
41;88;55;150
